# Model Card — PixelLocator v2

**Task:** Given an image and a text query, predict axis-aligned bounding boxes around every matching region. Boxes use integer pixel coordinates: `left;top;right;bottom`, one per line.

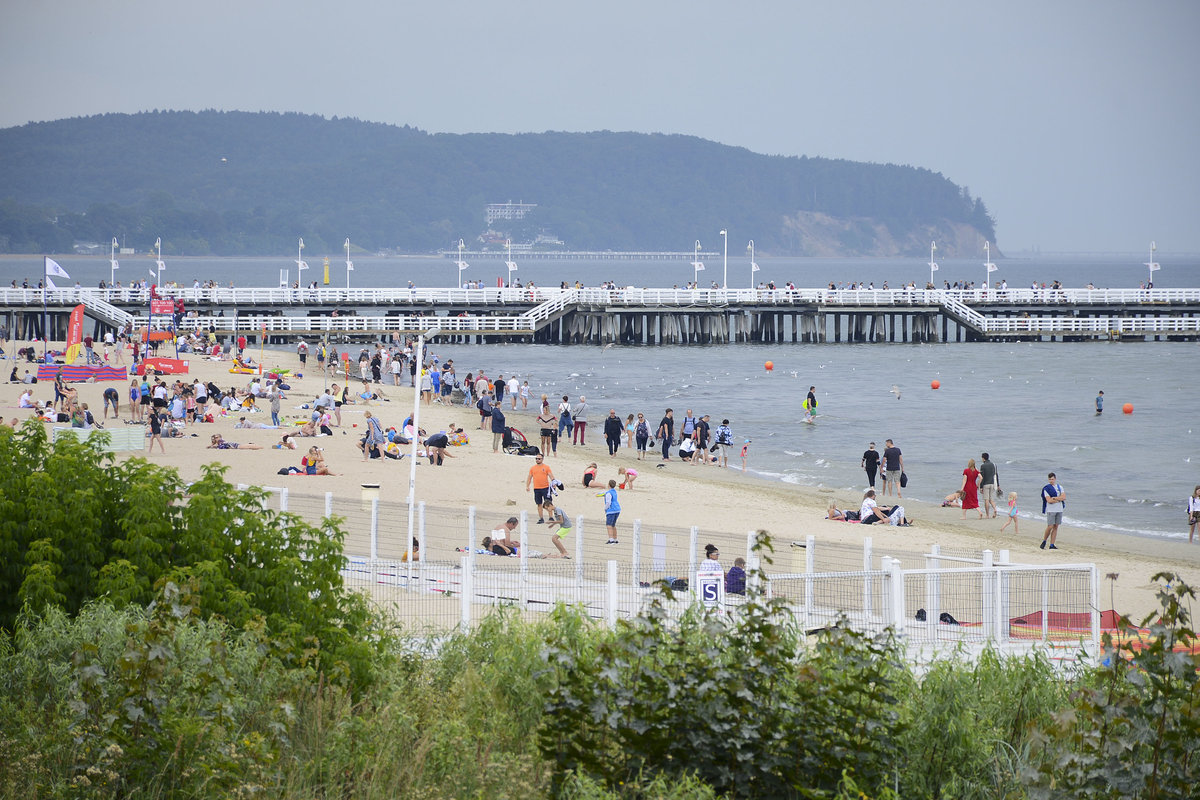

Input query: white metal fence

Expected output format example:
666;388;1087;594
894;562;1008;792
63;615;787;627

251;488;1100;661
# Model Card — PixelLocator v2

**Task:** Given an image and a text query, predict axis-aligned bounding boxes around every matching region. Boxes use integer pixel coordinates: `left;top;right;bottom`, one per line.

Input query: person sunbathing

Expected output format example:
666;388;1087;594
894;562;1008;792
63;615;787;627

208;434;262;450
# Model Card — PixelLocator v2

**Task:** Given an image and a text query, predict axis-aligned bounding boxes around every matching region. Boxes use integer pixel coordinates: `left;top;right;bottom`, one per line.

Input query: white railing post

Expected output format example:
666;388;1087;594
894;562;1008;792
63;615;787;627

863;537;873;618
574;515;584;594
369;497;379;561
324;491;333;519
997;549;1010;645
607;560;619;629
1042;569;1050;642
889;559;906;634
417;500;426;588
519;511;529;610
468;506;476;552
745;530;755;561
927;544;940;639
279;487;289;512
1090;566;1101;651
460;555;472;632
981;549;994;642
688;526;699;585
631;520;641;587
804;535;815;612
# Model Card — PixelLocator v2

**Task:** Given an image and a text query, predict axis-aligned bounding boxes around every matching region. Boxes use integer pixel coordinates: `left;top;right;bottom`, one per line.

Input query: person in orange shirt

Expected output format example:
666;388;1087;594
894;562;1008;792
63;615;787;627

525;454;556;524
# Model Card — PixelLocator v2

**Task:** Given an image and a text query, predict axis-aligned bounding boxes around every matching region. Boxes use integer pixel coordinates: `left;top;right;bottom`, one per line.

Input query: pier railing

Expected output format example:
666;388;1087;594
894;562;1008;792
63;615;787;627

4;286;1198;308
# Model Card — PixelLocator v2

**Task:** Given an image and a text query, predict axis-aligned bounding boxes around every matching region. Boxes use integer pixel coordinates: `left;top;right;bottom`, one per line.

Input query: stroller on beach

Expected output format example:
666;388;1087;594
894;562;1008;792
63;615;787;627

503;426;540;457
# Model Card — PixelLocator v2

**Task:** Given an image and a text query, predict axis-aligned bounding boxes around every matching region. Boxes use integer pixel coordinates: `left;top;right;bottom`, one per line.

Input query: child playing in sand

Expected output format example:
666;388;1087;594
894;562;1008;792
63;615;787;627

617;465;637;490
582;463;598;487
941;490;965;508
1000;491;1019;534
543;498;572;558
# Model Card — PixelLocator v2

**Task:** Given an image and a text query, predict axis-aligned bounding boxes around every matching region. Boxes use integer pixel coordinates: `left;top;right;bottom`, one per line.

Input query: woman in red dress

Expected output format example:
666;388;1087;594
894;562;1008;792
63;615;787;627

961;458;982;519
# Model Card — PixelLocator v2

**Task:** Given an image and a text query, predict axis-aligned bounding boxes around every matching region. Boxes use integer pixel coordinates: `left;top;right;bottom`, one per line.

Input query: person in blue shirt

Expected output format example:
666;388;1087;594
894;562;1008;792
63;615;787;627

1040;472;1065;549
1095;390;1104;415
602;479;621;544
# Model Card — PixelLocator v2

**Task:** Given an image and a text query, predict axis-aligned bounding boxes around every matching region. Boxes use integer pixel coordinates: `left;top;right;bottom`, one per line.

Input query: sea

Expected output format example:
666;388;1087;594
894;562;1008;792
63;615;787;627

2;252;1197;541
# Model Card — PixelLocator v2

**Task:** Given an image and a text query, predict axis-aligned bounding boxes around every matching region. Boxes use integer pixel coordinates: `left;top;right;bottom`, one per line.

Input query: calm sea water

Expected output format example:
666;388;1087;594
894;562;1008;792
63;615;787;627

2;254;1196;539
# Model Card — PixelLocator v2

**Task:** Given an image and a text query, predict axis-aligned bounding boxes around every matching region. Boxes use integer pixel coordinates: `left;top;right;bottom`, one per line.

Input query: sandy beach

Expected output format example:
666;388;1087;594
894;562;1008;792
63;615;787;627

5;341;1198;621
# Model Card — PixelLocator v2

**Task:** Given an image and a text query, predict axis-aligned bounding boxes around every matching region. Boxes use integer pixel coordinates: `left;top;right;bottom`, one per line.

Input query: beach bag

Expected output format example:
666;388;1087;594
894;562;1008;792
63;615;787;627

900;472;909;488
515;445;541;456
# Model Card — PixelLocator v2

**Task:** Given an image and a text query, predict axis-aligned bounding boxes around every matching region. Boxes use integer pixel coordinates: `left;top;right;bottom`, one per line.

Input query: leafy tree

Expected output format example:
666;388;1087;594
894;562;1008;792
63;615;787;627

0;422;382;690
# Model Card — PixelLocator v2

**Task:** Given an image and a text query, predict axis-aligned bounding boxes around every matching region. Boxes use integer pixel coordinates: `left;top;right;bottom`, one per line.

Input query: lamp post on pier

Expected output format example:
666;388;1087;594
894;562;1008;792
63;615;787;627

1144;241;1160;287
345;238;354;289
154;237;165;287
692;240;704;287
720;229;727;289
984;241;997;295
109;238;119;288
455;239;469;288
929;241;938;288
296;238;308;287
748;239;760;289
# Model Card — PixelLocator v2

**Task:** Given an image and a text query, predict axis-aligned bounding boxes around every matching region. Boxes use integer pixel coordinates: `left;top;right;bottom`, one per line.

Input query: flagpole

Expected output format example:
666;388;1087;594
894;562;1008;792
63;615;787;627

42;256;48;363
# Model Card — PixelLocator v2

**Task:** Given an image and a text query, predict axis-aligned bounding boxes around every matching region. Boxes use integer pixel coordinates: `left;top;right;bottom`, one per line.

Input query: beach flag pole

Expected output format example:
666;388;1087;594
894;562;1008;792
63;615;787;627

259;323;266;375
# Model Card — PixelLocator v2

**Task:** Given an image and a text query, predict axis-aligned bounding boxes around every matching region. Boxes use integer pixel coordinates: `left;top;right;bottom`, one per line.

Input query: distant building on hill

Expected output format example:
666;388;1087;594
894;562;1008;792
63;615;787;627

485;202;537;224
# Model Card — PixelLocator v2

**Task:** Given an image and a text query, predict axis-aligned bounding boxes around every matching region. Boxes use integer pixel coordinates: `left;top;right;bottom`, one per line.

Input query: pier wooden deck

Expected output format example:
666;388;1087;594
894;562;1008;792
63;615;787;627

3;286;1199;345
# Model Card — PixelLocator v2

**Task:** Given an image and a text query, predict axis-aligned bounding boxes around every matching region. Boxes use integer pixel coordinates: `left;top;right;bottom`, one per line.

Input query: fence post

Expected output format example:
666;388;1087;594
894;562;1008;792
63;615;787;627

519;511;529;611
279;487;289;512
1042;569;1050;641
863;537;873;619
804;535;815;612
324;491;333;520
417;500;426;589
981;549;994;642
607;560;619;630
927;544;940;640
460;555;472;633
468;506;476;551
888;558;906;634
575;515;584;597
370;497;379;561
997;549;1010;646
745;530;755;561
688;526;698;589
1090;566;1101;653
631;520;641;587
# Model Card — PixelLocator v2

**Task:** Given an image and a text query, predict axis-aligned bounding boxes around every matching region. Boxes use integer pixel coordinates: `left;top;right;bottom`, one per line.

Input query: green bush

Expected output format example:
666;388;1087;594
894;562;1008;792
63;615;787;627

539;535;906;798
0;422;383;690
1022;573;1199;799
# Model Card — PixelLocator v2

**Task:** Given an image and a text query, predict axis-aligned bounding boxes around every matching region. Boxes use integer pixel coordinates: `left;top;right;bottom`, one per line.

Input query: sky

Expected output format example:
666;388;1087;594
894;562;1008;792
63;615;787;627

2;0;1197;254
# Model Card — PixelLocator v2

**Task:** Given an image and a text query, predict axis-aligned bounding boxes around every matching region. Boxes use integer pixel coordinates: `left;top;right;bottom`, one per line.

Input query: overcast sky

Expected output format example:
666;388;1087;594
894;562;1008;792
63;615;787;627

3;1;1197;253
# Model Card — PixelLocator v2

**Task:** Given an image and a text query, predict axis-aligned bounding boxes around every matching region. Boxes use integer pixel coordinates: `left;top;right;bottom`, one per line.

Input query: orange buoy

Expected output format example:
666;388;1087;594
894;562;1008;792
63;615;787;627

1122;403;1133;414
931;380;941;390
764;361;774;371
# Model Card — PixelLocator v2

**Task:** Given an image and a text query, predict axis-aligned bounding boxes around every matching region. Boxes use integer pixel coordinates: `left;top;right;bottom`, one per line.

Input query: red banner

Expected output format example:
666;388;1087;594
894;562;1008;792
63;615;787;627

151;299;174;314
64;304;85;363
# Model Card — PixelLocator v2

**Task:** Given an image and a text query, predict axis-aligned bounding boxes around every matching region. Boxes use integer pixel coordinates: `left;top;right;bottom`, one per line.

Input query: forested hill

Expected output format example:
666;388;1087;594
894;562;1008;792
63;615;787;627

0;110;997;257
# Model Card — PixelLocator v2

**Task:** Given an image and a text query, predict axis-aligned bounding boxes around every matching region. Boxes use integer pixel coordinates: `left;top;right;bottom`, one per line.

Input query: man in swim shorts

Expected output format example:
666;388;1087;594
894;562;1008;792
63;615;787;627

525;454;555;523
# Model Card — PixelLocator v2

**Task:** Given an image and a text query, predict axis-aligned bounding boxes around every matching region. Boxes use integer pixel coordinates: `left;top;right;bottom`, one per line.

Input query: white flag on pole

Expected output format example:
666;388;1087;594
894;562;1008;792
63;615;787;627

986;263;997;273
156;259;166;272
346;259;354;272
111;258;120;271
149;267;156;279
751;261;761;273
693;261;705;271
457;260;470;272
506;261;519;272
930;262;939;272
45;277;58;290
46;258;70;279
